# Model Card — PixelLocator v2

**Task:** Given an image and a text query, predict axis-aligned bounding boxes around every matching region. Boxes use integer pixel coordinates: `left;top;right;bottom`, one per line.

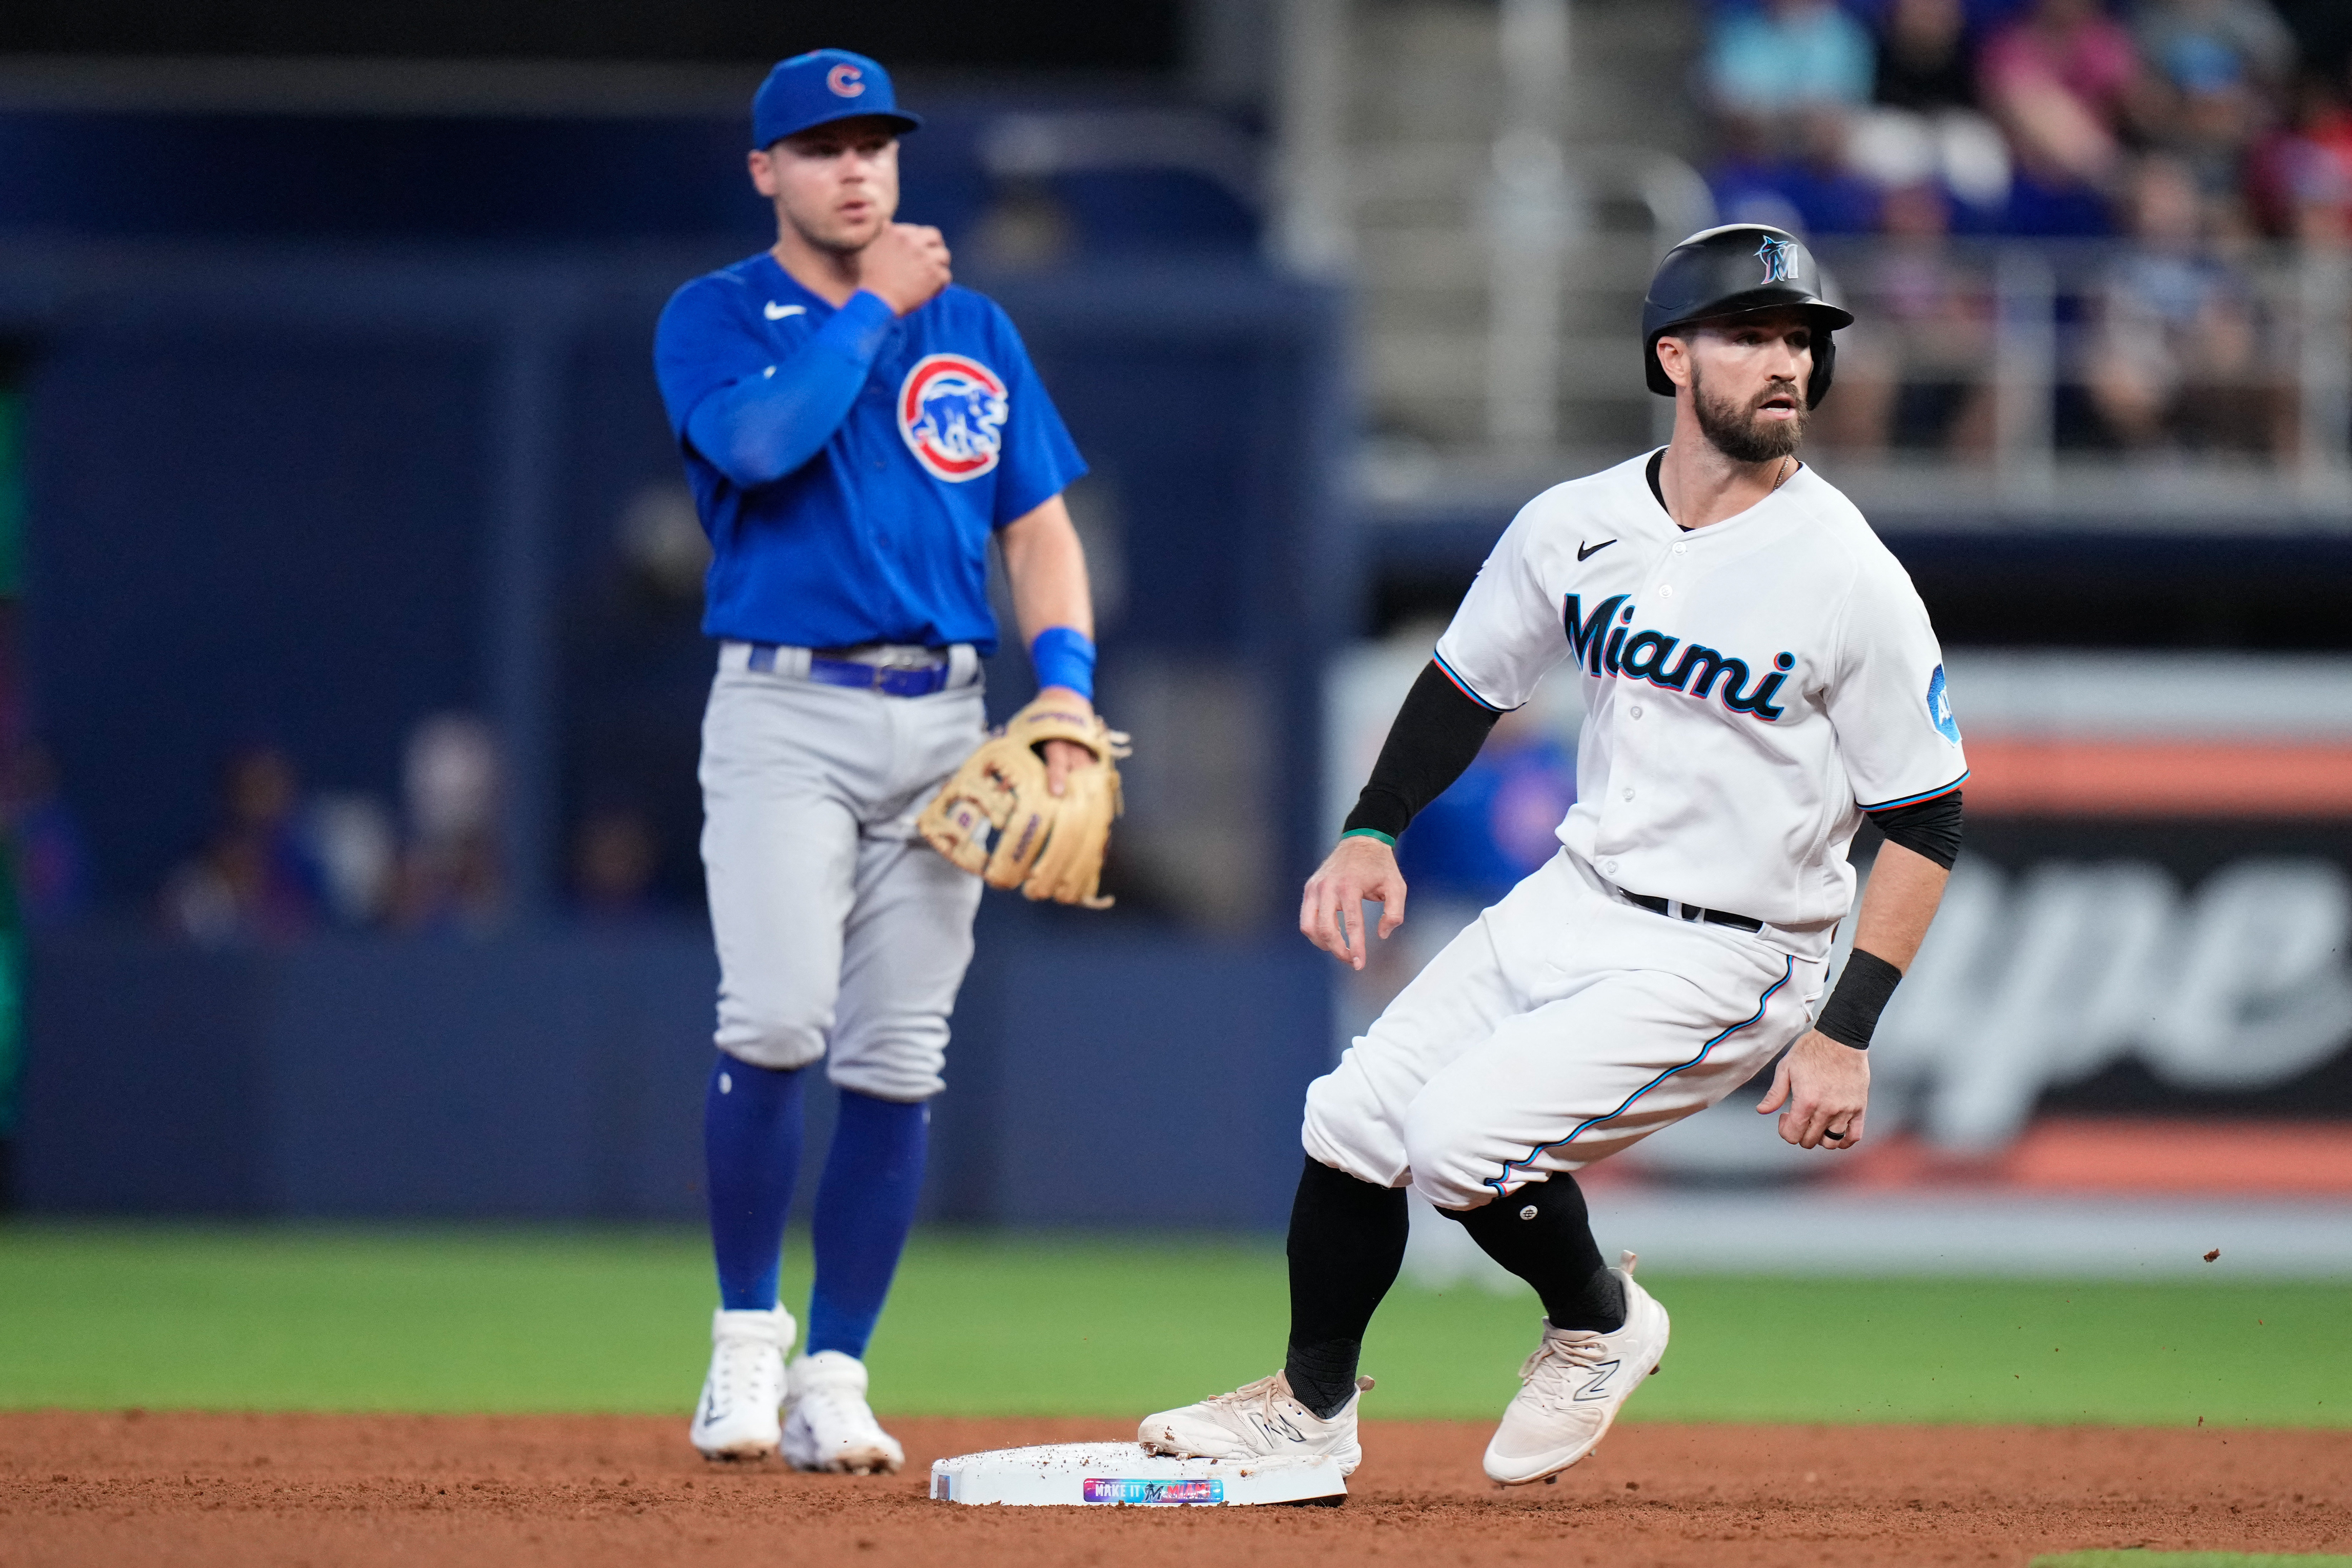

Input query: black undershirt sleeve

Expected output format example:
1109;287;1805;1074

1341;661;1503;841
1864;789;1964;870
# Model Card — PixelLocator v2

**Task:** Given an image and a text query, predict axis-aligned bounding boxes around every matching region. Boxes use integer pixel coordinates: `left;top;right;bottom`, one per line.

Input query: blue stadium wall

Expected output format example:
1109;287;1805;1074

0;160;1348;1221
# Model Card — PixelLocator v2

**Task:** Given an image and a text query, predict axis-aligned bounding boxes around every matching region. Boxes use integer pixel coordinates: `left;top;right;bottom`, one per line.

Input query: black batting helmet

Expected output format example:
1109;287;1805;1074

1641;223;1853;408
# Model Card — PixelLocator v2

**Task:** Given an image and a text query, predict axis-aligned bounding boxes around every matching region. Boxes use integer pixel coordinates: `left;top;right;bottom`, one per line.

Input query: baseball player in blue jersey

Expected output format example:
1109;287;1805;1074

654;50;1108;1470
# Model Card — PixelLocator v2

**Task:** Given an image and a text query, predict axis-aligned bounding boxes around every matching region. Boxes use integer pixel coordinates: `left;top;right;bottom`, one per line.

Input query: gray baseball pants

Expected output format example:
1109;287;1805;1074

698;641;986;1102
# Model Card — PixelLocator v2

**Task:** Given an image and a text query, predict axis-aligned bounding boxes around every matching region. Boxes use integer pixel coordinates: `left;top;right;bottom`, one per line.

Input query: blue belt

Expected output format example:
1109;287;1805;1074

747;643;953;697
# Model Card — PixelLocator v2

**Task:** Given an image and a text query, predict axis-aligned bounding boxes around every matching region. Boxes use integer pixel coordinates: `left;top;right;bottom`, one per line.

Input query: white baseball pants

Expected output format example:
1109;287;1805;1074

698;646;985;1102
1303;849;1829;1210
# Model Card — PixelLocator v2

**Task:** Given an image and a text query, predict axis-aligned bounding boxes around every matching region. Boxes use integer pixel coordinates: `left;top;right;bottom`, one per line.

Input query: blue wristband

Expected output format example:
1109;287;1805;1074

1029;626;1096;701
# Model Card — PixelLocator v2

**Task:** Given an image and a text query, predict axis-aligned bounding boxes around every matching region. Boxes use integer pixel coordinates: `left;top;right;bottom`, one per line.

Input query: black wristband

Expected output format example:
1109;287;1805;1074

1815;949;1902;1050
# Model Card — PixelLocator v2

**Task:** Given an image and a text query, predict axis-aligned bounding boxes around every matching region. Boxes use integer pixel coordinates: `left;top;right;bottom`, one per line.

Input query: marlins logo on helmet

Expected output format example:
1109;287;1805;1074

1755;234;1799;284
899;354;1009;482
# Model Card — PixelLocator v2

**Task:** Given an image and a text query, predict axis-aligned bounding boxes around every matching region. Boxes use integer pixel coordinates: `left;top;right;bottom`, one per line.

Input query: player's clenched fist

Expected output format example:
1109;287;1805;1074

1301;834;1408;971
862;223;951;316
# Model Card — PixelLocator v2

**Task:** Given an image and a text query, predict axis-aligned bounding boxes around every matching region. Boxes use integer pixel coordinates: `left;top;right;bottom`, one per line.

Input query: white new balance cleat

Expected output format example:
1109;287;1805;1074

1138;1370;1371;1477
689;1305;794;1460
1483;1251;1670;1485
781;1350;905;1474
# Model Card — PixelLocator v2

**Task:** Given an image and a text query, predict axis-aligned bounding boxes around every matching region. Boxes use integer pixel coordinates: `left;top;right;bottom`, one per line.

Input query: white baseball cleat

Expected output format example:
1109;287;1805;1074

1137;1370;1371;1477
689;1305;794;1460
781;1350;905;1474
1482;1251;1670;1485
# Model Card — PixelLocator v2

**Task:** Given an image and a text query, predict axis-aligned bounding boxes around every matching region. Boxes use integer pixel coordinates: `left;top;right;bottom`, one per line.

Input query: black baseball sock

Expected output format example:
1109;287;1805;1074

1447;1173;1626;1333
1281;1156;1409;1420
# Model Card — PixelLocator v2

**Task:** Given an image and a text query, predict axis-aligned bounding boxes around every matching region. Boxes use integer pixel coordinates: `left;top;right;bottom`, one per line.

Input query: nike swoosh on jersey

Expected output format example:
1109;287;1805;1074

1577;539;1616;561
764;302;806;320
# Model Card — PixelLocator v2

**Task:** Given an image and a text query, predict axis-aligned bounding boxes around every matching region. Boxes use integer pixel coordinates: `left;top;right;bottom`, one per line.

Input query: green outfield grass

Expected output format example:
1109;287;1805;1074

1;1223;2346;1426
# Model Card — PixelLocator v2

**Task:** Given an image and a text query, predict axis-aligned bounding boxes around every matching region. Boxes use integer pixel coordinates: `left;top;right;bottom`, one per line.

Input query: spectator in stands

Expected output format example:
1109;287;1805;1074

2248;65;2352;240
572;804;660;921
1848;0;2016;216
1979;0;2152;204
1707;0;1936;236
1881;0;1975;111
161;743;325;945
391;713;506;935
1712;106;1888;234
2135;0;2297;206
4;742;90;931
1706;0;1878;126
2134;0;2296;100
306;793;398;929
2084;153;2273;450
1818;178;2000;452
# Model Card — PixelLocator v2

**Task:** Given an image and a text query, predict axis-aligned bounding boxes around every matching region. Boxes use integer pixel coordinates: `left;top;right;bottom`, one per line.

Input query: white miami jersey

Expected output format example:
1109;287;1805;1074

1431;450;1967;935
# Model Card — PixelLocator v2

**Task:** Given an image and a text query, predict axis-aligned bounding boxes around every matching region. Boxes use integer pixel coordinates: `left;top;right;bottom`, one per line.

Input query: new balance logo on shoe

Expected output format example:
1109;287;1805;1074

1573;1359;1622;1402
1136;1372;1366;1478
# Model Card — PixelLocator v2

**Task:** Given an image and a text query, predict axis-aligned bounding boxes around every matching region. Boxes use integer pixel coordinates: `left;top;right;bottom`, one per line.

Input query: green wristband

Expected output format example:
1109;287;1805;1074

1340;828;1397;848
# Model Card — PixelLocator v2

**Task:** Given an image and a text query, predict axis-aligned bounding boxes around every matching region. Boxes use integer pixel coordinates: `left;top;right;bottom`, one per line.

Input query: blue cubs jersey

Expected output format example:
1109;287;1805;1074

653;253;1086;654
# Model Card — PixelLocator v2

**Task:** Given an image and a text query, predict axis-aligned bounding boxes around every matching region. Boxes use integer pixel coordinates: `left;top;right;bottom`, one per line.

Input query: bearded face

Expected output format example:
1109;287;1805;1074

1689;353;1807;464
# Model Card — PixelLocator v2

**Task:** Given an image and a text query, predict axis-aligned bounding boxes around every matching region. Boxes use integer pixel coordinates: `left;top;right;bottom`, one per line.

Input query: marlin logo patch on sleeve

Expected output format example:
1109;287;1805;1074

1927;664;1961;743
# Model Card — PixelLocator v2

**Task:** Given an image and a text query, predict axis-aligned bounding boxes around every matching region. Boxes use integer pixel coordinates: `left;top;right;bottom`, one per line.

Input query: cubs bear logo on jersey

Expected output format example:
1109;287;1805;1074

899;354;1009;482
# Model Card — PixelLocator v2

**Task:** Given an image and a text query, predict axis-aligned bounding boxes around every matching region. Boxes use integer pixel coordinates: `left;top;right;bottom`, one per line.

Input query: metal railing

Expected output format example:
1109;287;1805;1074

1359;231;2352;525
1807;237;2352;505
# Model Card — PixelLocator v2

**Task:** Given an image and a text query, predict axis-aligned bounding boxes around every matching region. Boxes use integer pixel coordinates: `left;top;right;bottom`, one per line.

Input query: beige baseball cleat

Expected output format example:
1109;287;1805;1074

1482;1251;1670;1485
1138;1370;1371;1477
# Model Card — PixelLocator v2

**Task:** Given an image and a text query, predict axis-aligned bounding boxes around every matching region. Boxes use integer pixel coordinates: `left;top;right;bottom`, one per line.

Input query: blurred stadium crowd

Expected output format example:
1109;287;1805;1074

8;722;667;944
1705;0;2338;243
1702;0;2351;456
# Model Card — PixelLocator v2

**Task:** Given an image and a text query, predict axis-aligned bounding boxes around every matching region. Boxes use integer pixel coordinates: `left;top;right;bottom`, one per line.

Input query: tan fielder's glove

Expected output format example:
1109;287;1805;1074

916;696;1132;908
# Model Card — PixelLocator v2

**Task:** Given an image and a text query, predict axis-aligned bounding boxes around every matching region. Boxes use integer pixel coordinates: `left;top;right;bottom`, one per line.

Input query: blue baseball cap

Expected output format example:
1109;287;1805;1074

751;50;921;149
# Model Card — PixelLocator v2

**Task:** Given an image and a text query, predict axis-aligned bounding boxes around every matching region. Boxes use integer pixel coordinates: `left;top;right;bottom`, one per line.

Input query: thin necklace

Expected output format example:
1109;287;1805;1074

1668;454;1794;528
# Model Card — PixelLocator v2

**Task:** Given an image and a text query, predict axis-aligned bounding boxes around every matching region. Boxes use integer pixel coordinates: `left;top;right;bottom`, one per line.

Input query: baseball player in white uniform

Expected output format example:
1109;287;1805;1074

1139;225;1968;1485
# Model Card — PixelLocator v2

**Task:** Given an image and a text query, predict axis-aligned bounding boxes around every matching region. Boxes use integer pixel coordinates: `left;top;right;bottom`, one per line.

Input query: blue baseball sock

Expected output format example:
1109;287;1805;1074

804;1090;930;1359
703;1054;807;1312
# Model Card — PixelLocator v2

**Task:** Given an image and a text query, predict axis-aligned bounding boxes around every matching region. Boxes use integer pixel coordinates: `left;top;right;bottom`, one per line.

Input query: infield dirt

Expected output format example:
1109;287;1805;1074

4;1411;2347;1566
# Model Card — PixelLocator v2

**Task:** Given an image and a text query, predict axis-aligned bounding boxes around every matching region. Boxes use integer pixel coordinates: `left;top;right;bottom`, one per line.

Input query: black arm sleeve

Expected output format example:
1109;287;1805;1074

1341;661;1503;840
1864;789;1964;870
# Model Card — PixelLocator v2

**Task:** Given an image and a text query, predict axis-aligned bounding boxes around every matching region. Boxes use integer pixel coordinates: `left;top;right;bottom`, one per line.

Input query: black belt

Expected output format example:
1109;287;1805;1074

1622;892;1764;934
